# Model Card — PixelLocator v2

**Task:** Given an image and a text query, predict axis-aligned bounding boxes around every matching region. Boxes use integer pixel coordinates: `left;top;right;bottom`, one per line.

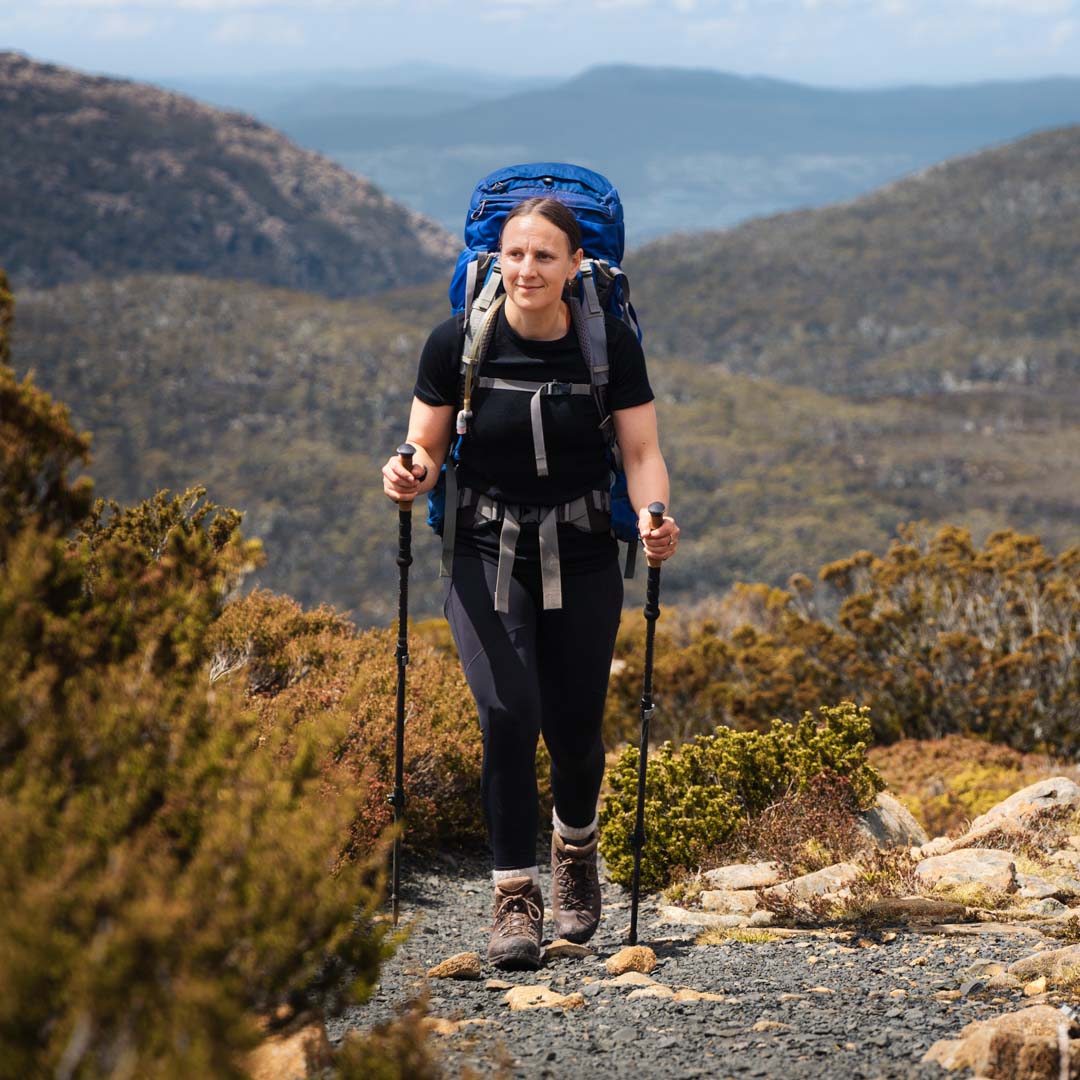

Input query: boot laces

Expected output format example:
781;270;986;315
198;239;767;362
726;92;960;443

493;892;542;939
554;851;598;910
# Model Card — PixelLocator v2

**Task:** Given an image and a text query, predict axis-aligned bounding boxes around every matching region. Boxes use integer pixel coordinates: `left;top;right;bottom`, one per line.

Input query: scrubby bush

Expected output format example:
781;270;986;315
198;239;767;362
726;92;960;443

868;734;1076;837
604;523;1079;756
0;280;433;1076
599;701;884;889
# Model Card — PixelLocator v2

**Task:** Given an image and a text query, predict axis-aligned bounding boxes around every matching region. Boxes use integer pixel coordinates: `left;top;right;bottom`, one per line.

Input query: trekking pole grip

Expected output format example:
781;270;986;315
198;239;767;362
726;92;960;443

646;500;666;570
397;443;416;511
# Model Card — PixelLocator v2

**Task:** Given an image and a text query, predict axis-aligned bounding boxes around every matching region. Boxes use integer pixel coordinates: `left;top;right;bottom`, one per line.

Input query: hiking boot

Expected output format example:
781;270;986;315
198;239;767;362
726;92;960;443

486;876;544;970
550;831;602;943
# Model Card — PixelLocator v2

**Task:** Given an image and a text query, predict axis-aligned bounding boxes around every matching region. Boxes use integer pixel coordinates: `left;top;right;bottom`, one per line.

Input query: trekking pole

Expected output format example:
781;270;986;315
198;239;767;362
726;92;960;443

388;442;415;926
628;501;667;946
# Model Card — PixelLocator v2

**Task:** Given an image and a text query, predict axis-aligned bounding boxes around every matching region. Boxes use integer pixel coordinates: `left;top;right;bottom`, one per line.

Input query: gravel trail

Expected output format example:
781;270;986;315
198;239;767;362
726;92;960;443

334;850;1049;1079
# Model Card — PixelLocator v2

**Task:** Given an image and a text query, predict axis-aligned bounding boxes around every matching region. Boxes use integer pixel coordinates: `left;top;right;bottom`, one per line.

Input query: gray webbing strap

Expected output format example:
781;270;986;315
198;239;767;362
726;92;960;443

538;508;562;610
494;505;521;615
476;376;591;478
440;460;459;578
579;265;609;389
464;259;479;322
467;262;503;349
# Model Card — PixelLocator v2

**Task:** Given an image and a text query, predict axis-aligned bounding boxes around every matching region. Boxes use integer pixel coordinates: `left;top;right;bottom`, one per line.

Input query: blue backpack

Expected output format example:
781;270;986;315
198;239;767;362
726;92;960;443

429;163;644;601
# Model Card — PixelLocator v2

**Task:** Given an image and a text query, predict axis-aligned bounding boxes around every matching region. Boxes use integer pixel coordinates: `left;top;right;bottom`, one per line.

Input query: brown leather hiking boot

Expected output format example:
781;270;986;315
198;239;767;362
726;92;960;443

487;876;544;970
550;831;601;943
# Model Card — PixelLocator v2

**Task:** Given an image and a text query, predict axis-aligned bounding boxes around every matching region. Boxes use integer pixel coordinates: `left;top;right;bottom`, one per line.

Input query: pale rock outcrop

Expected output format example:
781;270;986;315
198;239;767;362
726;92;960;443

762;862;862;901
923;1004;1079;1078
505;986;585;1010
700;889;760;915
968;777;1080;832
856;792;929;850
915;849;1019;893
702;862;783;890
1008;944;1080;986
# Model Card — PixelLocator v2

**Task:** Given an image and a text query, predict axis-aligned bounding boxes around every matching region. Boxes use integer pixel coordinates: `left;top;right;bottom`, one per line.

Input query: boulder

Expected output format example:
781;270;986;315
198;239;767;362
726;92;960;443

857;792;929;850
427;952;482;980
247;1014;333;1080
700;889;760;915
968;777;1080;833
864;896;968;924
1008;944;1080;985
1018;874;1063;900
923;1004;1079;1078
702;862;783;890
605;945;657;975
656;905;750;927
915;849;1019;893
762;863;861;901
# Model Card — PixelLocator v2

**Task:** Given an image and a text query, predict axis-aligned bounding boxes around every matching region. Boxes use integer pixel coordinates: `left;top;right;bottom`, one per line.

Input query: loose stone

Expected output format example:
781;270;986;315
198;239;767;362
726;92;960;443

505;986;586;1011
606;945;658;975
427;952;482;980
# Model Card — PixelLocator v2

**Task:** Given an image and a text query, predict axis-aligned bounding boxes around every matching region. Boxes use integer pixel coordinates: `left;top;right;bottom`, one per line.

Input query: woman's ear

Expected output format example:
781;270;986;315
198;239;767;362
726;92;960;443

570;247;583;277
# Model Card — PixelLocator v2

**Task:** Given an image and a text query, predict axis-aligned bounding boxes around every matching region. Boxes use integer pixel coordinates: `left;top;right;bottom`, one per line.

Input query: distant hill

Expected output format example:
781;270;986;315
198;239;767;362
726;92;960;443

243;63;1080;240
629;124;1080;403
0;52;456;296
11;271;1077;627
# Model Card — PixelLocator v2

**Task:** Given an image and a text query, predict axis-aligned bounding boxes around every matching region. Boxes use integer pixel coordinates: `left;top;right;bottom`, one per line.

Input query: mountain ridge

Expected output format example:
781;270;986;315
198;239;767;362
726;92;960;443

0;51;456;296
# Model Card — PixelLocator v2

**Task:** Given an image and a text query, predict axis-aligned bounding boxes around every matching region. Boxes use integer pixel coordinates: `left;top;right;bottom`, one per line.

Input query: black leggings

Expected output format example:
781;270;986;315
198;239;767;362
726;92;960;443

445;553;624;870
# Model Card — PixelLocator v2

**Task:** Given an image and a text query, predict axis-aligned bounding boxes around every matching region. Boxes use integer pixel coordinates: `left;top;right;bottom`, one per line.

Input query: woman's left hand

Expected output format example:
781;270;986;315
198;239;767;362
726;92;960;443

638;509;680;563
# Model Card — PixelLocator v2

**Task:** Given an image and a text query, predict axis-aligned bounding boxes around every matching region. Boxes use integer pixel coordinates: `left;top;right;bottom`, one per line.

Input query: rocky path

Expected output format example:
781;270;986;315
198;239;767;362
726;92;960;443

333;851;1055;1079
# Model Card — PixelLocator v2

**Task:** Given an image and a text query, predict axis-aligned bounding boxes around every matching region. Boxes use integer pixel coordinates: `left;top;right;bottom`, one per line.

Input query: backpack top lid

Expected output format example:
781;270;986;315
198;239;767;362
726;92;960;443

449;162;626;314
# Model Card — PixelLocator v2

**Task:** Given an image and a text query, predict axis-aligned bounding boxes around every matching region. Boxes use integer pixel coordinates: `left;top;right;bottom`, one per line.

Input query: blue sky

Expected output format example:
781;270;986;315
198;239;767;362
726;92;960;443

5;0;1079;87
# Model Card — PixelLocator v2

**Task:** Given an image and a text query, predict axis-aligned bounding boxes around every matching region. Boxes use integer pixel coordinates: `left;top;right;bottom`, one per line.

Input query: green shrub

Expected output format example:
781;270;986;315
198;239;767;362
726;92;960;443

598;701;884;889
604;524;1080;757
0;293;405;1076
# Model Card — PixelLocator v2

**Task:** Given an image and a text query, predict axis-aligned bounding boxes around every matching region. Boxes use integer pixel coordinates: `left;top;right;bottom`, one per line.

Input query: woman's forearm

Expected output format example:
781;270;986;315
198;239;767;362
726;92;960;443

625;448;670;518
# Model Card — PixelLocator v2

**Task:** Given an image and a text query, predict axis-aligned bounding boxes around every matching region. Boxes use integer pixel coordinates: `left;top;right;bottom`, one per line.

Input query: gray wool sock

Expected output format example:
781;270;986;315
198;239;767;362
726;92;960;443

492;865;540;886
552;808;598;842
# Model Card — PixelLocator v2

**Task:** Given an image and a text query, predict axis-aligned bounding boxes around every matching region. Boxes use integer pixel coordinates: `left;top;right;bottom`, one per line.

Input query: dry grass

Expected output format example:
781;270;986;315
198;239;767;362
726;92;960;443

695;928;783;945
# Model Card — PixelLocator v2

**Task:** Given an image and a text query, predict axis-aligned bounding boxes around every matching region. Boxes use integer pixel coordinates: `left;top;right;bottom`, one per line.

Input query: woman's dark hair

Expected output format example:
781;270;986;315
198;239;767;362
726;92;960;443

499;197;582;254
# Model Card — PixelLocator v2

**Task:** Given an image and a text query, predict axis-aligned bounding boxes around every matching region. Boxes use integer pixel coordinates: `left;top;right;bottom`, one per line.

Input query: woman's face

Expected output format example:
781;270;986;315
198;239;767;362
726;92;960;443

499;213;583;320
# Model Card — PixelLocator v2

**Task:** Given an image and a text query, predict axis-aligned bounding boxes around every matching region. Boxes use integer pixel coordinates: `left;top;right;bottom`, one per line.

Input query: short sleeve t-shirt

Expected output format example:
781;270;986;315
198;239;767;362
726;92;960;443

414;307;654;570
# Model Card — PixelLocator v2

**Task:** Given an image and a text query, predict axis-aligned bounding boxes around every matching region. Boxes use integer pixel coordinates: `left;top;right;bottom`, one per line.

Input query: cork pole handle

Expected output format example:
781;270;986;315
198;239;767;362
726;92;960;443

397;443;416;511
646;501;666;569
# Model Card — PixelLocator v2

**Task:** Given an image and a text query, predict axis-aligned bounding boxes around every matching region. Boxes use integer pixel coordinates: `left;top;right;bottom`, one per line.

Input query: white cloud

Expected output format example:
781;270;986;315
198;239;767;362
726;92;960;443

211;13;305;45
1049;16;1077;46
966;0;1074;12
92;12;160;37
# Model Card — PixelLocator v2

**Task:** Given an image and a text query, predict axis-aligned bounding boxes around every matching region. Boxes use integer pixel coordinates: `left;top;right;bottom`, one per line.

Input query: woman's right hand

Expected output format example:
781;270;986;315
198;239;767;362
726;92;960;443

382;454;429;503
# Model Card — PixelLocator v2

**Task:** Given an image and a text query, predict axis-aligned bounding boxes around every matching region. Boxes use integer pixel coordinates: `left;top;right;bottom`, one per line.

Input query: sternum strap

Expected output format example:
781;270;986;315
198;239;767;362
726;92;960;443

476;377;591;478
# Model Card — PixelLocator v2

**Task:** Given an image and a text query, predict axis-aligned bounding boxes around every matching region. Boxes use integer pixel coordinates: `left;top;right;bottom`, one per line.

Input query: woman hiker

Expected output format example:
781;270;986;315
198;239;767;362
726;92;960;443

381;196;679;970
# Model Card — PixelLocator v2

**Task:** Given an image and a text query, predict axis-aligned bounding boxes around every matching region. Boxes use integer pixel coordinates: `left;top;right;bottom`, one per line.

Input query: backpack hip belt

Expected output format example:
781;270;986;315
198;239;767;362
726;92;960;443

455;486;610;614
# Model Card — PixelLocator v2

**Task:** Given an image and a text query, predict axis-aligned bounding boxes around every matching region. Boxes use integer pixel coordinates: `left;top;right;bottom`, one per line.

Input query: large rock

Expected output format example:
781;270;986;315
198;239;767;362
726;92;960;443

702;862;783;890
915;849;1019;893
656;906;751;928
923;1004;1079;1078
969;777;1080;833
762;863;862;901
1008;944;1080;985
864;896;968;924
857;792;929;850
700;889;760;915
247;1014;334;1080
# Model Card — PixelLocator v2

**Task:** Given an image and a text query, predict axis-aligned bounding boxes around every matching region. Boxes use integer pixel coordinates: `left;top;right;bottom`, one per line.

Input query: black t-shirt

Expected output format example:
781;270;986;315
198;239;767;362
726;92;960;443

414;307;654;570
